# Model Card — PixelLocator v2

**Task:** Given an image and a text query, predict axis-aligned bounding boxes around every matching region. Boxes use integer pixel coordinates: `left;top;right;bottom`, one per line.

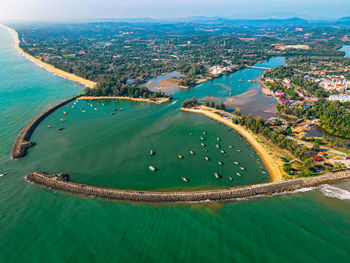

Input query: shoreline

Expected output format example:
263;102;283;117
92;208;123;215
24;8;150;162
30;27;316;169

181;106;284;182
26;170;350;203
2;24;96;88
77;96;170;104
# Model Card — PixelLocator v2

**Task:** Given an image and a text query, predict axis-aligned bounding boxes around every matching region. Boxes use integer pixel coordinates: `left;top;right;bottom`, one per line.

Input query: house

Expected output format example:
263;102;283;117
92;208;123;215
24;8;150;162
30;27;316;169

275;91;284;96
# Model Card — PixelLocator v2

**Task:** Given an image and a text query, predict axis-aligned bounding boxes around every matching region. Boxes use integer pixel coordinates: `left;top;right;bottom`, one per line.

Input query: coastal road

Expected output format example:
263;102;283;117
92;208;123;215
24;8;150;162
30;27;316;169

288;136;347;157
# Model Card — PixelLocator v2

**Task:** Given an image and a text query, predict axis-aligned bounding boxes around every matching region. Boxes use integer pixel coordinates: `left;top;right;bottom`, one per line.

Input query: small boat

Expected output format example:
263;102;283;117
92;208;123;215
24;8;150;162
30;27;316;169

178;155;184;159
46;125;51;128
234;162;239;165
114;108;118;111
63;111;67;115
120;108;124;111
214;172;221;179
262;171;267;174
110;112;115;115
240;167;246;171
60;118;65;122
204;149;208;152
203;131;207;135
200;136;205;141
102;103;105;106
201;143;206;147
205;156;210;161
90;104;93;107
189;132;192;136
82;110;86;113
216;144;220;148
94;108;98;111
236;172;242;177
229;145;233;149
218;161;223;166
229;177;233;181
71;106;75;109
189;151;195;155
149;165;157;172
236;149;241;152
150;150;155;156
0;172;7;177
58;127;65;131
217;137;220;141
182;177;189;182
220;150;225;154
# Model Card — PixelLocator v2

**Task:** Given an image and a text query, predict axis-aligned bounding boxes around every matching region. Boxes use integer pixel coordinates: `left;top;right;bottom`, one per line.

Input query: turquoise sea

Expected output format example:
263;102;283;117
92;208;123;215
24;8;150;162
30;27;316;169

0;25;350;262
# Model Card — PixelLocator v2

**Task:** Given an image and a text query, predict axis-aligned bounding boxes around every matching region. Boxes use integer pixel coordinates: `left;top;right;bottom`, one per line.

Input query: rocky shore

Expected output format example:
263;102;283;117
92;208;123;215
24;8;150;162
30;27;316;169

12;95;82;159
26;171;350;203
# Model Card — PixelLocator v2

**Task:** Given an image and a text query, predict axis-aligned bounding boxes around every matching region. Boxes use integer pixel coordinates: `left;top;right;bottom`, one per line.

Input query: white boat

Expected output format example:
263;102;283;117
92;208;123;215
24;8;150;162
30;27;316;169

150;150;155;156
205;156;210;161
94;108;98;111
0;172;7;177
82;110;86;113
214;172;221;179
240;167;246;171
200;136;205;141
189;151;195;155
234;162;239;165
229;177;233;181
46;125;51;128
236;172;242;176
203;131;207;135
182;177;189;182
220;150;225;154
149;165;157;172
201;143;206;147
229;145;233;149
217;137;220;141
218;161;223;165
216;144;220;148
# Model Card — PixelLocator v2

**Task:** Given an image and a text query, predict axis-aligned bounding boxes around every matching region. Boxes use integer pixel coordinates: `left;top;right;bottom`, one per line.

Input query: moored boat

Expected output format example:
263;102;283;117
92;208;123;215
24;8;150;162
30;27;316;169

205;156;210;161
189;151;195;155
229;145;233;149
46;125;51;128
214;172;221;179
150;150;155;156
240;167;246;171
182;177;189;182
63;111;67;115
218;161;223;165
60;118;65;122
236;172;242;176
229;177;233;181
200;136;205;141
201;143;206;147
234;161;239;165
149;165;157;172
217;137;220;141
178;154;184;159
216;144;220;148
58;127;65;131
94;108;98;111
110;112;115;115
220;150;225;154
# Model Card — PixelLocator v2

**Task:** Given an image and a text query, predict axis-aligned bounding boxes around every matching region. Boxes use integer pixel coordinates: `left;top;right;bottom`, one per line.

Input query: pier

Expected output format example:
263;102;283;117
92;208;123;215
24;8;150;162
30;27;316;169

245;66;272;70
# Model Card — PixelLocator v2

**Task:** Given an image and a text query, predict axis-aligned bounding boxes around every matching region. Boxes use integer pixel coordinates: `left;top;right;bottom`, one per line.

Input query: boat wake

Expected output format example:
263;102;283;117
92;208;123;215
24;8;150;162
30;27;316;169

319;185;350;200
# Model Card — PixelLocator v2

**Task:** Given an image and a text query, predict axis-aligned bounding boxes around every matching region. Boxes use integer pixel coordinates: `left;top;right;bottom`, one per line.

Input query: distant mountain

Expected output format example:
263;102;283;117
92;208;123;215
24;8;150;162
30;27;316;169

82;16;350;27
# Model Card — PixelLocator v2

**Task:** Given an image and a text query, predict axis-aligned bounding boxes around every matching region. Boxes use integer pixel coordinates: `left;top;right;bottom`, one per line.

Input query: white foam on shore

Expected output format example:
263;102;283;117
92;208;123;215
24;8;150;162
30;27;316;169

320;185;350;200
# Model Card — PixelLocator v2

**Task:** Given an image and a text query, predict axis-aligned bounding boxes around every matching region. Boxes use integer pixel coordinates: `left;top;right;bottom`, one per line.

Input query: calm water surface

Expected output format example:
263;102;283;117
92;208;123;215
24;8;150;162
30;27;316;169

0;25;349;263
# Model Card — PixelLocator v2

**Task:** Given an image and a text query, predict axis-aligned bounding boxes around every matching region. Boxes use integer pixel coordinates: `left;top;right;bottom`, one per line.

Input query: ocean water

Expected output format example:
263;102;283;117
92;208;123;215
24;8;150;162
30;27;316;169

0;25;350;263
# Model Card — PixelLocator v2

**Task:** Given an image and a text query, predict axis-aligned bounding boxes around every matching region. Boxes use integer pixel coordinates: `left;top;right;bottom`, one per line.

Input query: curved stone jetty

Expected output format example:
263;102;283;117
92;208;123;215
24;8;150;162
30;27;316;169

12;95;82;159
26;171;350;203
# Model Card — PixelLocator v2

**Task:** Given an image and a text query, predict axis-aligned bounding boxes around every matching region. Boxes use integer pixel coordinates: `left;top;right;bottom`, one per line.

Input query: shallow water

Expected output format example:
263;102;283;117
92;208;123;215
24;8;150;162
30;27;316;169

0;25;349;263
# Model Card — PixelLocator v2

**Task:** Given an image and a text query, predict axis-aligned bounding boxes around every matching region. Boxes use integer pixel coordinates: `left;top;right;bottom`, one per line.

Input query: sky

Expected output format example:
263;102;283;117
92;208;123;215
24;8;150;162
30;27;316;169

0;0;349;21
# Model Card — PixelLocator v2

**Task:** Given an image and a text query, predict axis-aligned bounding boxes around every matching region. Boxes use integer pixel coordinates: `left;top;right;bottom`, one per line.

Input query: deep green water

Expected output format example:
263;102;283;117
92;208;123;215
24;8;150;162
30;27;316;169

0;25;350;262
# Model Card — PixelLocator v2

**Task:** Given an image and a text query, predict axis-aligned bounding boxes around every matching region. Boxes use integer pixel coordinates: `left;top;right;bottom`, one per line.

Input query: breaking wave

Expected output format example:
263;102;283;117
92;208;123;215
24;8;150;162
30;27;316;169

320;185;350;200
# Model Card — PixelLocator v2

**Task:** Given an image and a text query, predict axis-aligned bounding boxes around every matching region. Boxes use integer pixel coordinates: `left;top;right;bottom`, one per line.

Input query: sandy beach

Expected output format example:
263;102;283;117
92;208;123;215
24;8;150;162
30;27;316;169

77;96;170;104
181;106;283;182
3;25;96;88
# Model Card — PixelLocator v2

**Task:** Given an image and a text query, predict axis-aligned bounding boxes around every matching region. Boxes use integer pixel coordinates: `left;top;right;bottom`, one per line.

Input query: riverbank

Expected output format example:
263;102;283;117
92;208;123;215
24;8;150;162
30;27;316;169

181;106;284;182
77;96;170;104
26;170;350;203
3;25;96;88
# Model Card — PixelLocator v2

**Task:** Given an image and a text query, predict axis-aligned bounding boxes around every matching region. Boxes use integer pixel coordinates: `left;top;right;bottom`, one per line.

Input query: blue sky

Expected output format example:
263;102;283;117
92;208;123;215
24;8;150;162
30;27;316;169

0;0;349;21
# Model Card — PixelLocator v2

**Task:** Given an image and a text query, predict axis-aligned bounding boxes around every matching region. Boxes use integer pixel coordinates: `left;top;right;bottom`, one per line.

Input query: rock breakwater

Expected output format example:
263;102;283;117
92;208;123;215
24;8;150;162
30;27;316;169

26;171;350;203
